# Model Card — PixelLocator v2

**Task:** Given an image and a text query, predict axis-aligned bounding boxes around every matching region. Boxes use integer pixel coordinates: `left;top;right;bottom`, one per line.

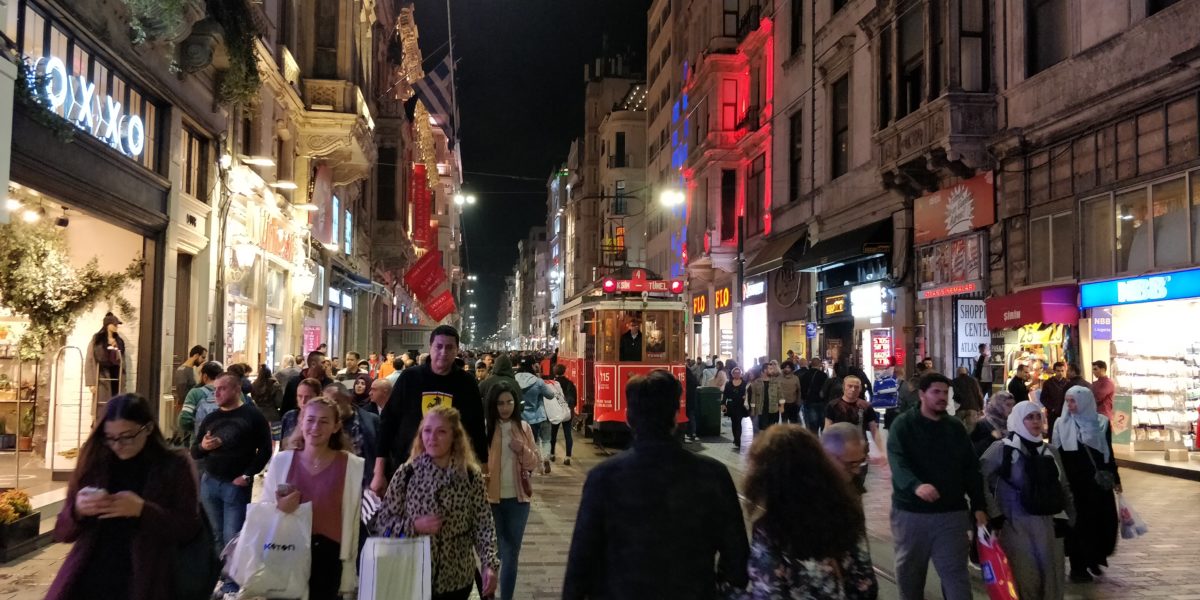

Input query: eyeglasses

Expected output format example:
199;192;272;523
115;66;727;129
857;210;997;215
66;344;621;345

104;424;149;447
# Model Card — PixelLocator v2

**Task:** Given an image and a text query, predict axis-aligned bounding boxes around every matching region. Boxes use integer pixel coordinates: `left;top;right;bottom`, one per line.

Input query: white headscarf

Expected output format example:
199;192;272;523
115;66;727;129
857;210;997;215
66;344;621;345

1007;400;1045;444
1052;385;1110;462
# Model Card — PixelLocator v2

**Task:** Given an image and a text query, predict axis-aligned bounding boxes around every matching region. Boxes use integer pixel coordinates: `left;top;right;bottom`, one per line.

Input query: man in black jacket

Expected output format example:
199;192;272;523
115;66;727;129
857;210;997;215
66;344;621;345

279;350;332;416
802;357;829;434
370;325;487;496
564;370;748;599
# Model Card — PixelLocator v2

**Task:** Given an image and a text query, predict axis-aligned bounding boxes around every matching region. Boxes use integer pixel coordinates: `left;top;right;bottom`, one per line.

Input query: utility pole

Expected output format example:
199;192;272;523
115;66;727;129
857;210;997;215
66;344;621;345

734;217;744;369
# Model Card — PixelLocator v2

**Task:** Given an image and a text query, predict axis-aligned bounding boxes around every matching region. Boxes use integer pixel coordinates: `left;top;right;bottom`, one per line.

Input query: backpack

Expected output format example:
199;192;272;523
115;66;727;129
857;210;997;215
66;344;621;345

1001;438;1066;516
192;387;218;437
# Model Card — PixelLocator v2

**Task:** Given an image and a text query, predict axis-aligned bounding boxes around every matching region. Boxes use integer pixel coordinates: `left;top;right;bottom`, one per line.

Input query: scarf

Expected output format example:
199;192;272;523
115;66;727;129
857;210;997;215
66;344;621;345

1052;385;1110;462
1007;400;1044;443
983;394;1011;434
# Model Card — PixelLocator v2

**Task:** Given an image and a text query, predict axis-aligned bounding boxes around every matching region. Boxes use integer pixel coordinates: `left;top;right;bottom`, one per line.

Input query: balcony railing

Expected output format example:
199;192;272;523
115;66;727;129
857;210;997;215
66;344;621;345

738;5;762;40
606;154;634;169
737;106;762;132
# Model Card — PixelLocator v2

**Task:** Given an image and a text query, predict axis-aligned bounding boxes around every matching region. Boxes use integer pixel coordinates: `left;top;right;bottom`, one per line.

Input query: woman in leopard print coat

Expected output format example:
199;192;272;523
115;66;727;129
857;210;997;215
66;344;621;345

374;405;500;600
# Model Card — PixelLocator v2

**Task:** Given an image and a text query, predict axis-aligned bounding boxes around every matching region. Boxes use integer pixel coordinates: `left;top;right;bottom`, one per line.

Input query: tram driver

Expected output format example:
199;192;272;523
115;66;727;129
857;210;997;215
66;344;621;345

620;315;643;362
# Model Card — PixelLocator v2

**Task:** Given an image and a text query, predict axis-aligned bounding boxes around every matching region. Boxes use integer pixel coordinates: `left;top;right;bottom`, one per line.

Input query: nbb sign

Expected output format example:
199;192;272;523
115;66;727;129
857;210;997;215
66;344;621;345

1080;268;1200;309
25;56;146;159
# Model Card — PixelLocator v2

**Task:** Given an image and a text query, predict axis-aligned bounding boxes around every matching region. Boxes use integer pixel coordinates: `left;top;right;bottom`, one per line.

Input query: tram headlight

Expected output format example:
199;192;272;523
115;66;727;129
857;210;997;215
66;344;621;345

670;280;685;294
602;278;616;293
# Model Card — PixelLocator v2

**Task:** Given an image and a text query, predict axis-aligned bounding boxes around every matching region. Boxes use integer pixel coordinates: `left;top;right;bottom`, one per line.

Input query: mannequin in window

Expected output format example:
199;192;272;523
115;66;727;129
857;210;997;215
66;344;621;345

620;318;643;362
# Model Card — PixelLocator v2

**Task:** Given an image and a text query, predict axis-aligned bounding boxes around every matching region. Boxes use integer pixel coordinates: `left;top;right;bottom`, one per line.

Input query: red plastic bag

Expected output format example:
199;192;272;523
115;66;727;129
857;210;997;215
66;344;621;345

976;525;1019;600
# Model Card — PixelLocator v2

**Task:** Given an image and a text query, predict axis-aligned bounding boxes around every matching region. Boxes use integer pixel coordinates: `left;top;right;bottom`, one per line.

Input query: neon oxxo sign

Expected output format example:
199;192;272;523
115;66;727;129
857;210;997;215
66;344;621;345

1080;267;1200;309
25;56;146;159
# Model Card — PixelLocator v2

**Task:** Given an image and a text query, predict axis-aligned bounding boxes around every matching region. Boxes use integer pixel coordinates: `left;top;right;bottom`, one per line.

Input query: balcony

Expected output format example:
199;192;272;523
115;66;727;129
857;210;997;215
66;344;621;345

737;106;762;133
606;154;634;169
297;80;377;185
737;5;762;40
875;91;997;193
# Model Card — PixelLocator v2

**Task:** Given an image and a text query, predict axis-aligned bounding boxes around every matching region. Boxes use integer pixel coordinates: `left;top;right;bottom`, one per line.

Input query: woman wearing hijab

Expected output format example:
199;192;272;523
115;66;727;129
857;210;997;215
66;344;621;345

1051;386;1120;582
981;401;1074;600
972;391;1016;457
351;373;374;412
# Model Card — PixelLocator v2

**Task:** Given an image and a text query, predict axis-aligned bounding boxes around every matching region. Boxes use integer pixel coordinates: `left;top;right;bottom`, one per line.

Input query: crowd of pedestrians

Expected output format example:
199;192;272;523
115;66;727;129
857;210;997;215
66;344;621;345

41;332;1130;600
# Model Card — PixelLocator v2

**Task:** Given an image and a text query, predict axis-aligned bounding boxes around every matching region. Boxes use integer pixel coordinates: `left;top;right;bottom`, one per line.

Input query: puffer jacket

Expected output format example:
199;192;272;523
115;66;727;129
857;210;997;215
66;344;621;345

515;371;554;424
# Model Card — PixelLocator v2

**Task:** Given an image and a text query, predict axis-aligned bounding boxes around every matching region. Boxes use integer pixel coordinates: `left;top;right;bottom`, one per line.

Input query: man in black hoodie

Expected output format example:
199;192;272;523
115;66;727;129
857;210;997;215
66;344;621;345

370;325;487;495
279;350;333;416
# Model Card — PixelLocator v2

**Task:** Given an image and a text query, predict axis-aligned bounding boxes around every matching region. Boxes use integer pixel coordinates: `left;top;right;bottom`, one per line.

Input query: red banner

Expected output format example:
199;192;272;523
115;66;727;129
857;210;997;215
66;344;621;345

423;290;456;322
402;250;445;302
428;222;440;250
411;165;431;247
310;163;335;246
914;171;995;244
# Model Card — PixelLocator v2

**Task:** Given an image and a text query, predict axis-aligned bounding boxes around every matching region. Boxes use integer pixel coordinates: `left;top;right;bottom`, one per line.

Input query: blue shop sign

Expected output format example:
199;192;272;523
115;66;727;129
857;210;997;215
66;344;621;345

1080;268;1200;309
806;322;818;338
1091;308;1112;340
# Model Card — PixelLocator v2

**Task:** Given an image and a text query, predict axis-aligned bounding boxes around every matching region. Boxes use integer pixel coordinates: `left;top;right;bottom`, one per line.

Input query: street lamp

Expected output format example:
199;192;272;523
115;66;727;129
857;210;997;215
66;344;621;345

659;188;685;207
453;193;477;206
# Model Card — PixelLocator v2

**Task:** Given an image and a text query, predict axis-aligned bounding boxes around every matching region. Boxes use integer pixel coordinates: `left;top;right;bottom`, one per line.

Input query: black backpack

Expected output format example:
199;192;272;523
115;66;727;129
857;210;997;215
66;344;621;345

1001;438;1066;516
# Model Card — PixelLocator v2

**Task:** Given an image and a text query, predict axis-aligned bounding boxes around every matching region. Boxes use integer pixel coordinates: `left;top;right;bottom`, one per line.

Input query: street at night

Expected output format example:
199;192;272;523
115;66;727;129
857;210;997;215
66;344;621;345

1;0;1200;599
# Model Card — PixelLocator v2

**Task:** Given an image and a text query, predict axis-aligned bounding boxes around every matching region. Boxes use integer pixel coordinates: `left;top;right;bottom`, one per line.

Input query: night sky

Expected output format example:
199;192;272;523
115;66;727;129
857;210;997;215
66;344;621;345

412;0;651;341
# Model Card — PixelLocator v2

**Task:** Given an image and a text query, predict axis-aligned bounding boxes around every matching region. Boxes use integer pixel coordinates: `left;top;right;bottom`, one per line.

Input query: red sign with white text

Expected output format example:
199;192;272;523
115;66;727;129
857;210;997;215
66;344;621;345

303;326;322;354
870;329;893;369
612;269;671;293
402;250;445;303
914;171;995;244
411;164;431;247
423;290;456;322
593;364;617;414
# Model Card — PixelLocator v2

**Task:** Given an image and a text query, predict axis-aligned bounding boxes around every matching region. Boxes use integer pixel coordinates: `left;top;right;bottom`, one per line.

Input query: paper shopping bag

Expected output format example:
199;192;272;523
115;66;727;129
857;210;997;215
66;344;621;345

358;536;432;600
976;525;1019;600
227;502;312;599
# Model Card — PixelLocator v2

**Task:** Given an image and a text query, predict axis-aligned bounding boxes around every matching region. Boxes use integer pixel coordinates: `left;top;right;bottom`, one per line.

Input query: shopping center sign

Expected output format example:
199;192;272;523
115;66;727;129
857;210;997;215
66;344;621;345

25;56;146;159
1079;267;1200;309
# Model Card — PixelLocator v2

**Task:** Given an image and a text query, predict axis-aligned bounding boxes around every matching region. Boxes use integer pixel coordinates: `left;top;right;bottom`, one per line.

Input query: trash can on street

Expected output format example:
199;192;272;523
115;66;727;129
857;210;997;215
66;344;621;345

697;386;723;437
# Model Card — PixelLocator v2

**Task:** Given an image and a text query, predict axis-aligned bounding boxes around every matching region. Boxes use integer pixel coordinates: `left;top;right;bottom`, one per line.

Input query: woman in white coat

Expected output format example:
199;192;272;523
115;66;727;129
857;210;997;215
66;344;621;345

263;398;365;599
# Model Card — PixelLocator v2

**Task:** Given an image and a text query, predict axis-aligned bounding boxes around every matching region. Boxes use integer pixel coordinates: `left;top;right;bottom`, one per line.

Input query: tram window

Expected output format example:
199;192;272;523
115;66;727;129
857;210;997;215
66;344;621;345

561;316;578;357
598;312;619;362
668;311;684;363
619;311;644;362
644;312;667;360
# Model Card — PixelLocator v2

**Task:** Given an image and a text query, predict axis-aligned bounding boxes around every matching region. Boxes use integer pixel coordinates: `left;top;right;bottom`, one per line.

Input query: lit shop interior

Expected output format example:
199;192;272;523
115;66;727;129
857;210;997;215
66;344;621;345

983;285;1078;386
1;184;145;501
1081;268;1200;470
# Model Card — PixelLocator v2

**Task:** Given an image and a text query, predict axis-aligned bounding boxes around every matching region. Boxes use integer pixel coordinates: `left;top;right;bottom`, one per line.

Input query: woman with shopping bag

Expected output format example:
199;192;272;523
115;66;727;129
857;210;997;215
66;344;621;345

485;382;541;600
981;400;1075;599
262;397;365;600
47;394;205;600
1052;386;1121;583
375;405;500;600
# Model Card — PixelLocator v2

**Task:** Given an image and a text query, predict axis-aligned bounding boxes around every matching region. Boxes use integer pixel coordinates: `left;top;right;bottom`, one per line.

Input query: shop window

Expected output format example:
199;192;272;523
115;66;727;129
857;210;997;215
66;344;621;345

960;0;988;91
831;75;850;178
746;154;765;235
1028;212;1073;283
789;111;803;202
898;8;924;118
1152;177;1189;267
1115;188;1150;274
1026;0;1068;77
1193;171;1200;264
1081;195;1114;279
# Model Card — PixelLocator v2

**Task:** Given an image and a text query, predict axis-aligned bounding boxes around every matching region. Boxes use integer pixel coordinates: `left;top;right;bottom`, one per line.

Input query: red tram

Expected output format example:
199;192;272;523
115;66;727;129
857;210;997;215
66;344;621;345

555;269;688;434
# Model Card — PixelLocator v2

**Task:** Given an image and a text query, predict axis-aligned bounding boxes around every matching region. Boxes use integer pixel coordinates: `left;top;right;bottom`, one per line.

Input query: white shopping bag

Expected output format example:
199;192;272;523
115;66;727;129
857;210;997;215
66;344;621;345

358;536;432;600
544;380;571;425
228;502;313;599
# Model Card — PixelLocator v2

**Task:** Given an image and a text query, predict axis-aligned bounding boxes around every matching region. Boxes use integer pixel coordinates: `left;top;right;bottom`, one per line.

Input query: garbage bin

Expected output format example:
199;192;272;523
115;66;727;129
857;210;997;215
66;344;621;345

697;386;723;437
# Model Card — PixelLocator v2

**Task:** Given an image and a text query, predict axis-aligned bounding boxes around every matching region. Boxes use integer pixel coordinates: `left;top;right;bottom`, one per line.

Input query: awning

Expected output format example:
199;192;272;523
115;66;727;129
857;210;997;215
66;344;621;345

793;219;892;272
744;228;806;278
984;284;1078;330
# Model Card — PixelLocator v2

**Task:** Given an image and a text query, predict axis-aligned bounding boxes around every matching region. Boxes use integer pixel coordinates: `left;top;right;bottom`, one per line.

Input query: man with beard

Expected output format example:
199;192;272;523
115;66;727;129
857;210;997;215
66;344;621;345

280;350;334;416
887;372;987;600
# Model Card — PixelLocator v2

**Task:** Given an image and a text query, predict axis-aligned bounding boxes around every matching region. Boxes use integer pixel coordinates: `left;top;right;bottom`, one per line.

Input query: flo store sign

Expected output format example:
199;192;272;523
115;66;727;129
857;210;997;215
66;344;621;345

24;55;146;159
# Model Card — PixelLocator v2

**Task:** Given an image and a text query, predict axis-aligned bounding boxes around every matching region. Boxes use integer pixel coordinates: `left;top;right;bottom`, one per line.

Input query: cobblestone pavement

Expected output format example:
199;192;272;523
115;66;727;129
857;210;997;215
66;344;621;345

2;419;1197;600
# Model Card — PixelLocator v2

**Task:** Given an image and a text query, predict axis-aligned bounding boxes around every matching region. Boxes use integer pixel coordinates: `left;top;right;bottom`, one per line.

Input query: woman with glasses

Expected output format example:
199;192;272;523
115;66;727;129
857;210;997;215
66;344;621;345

263;398;365;599
484;382;540;600
47;394;203;600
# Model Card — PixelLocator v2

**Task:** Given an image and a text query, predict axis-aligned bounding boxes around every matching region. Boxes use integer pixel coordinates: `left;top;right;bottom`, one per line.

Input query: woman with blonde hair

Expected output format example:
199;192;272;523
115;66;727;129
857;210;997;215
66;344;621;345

374;405;500;600
263;397;364;599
